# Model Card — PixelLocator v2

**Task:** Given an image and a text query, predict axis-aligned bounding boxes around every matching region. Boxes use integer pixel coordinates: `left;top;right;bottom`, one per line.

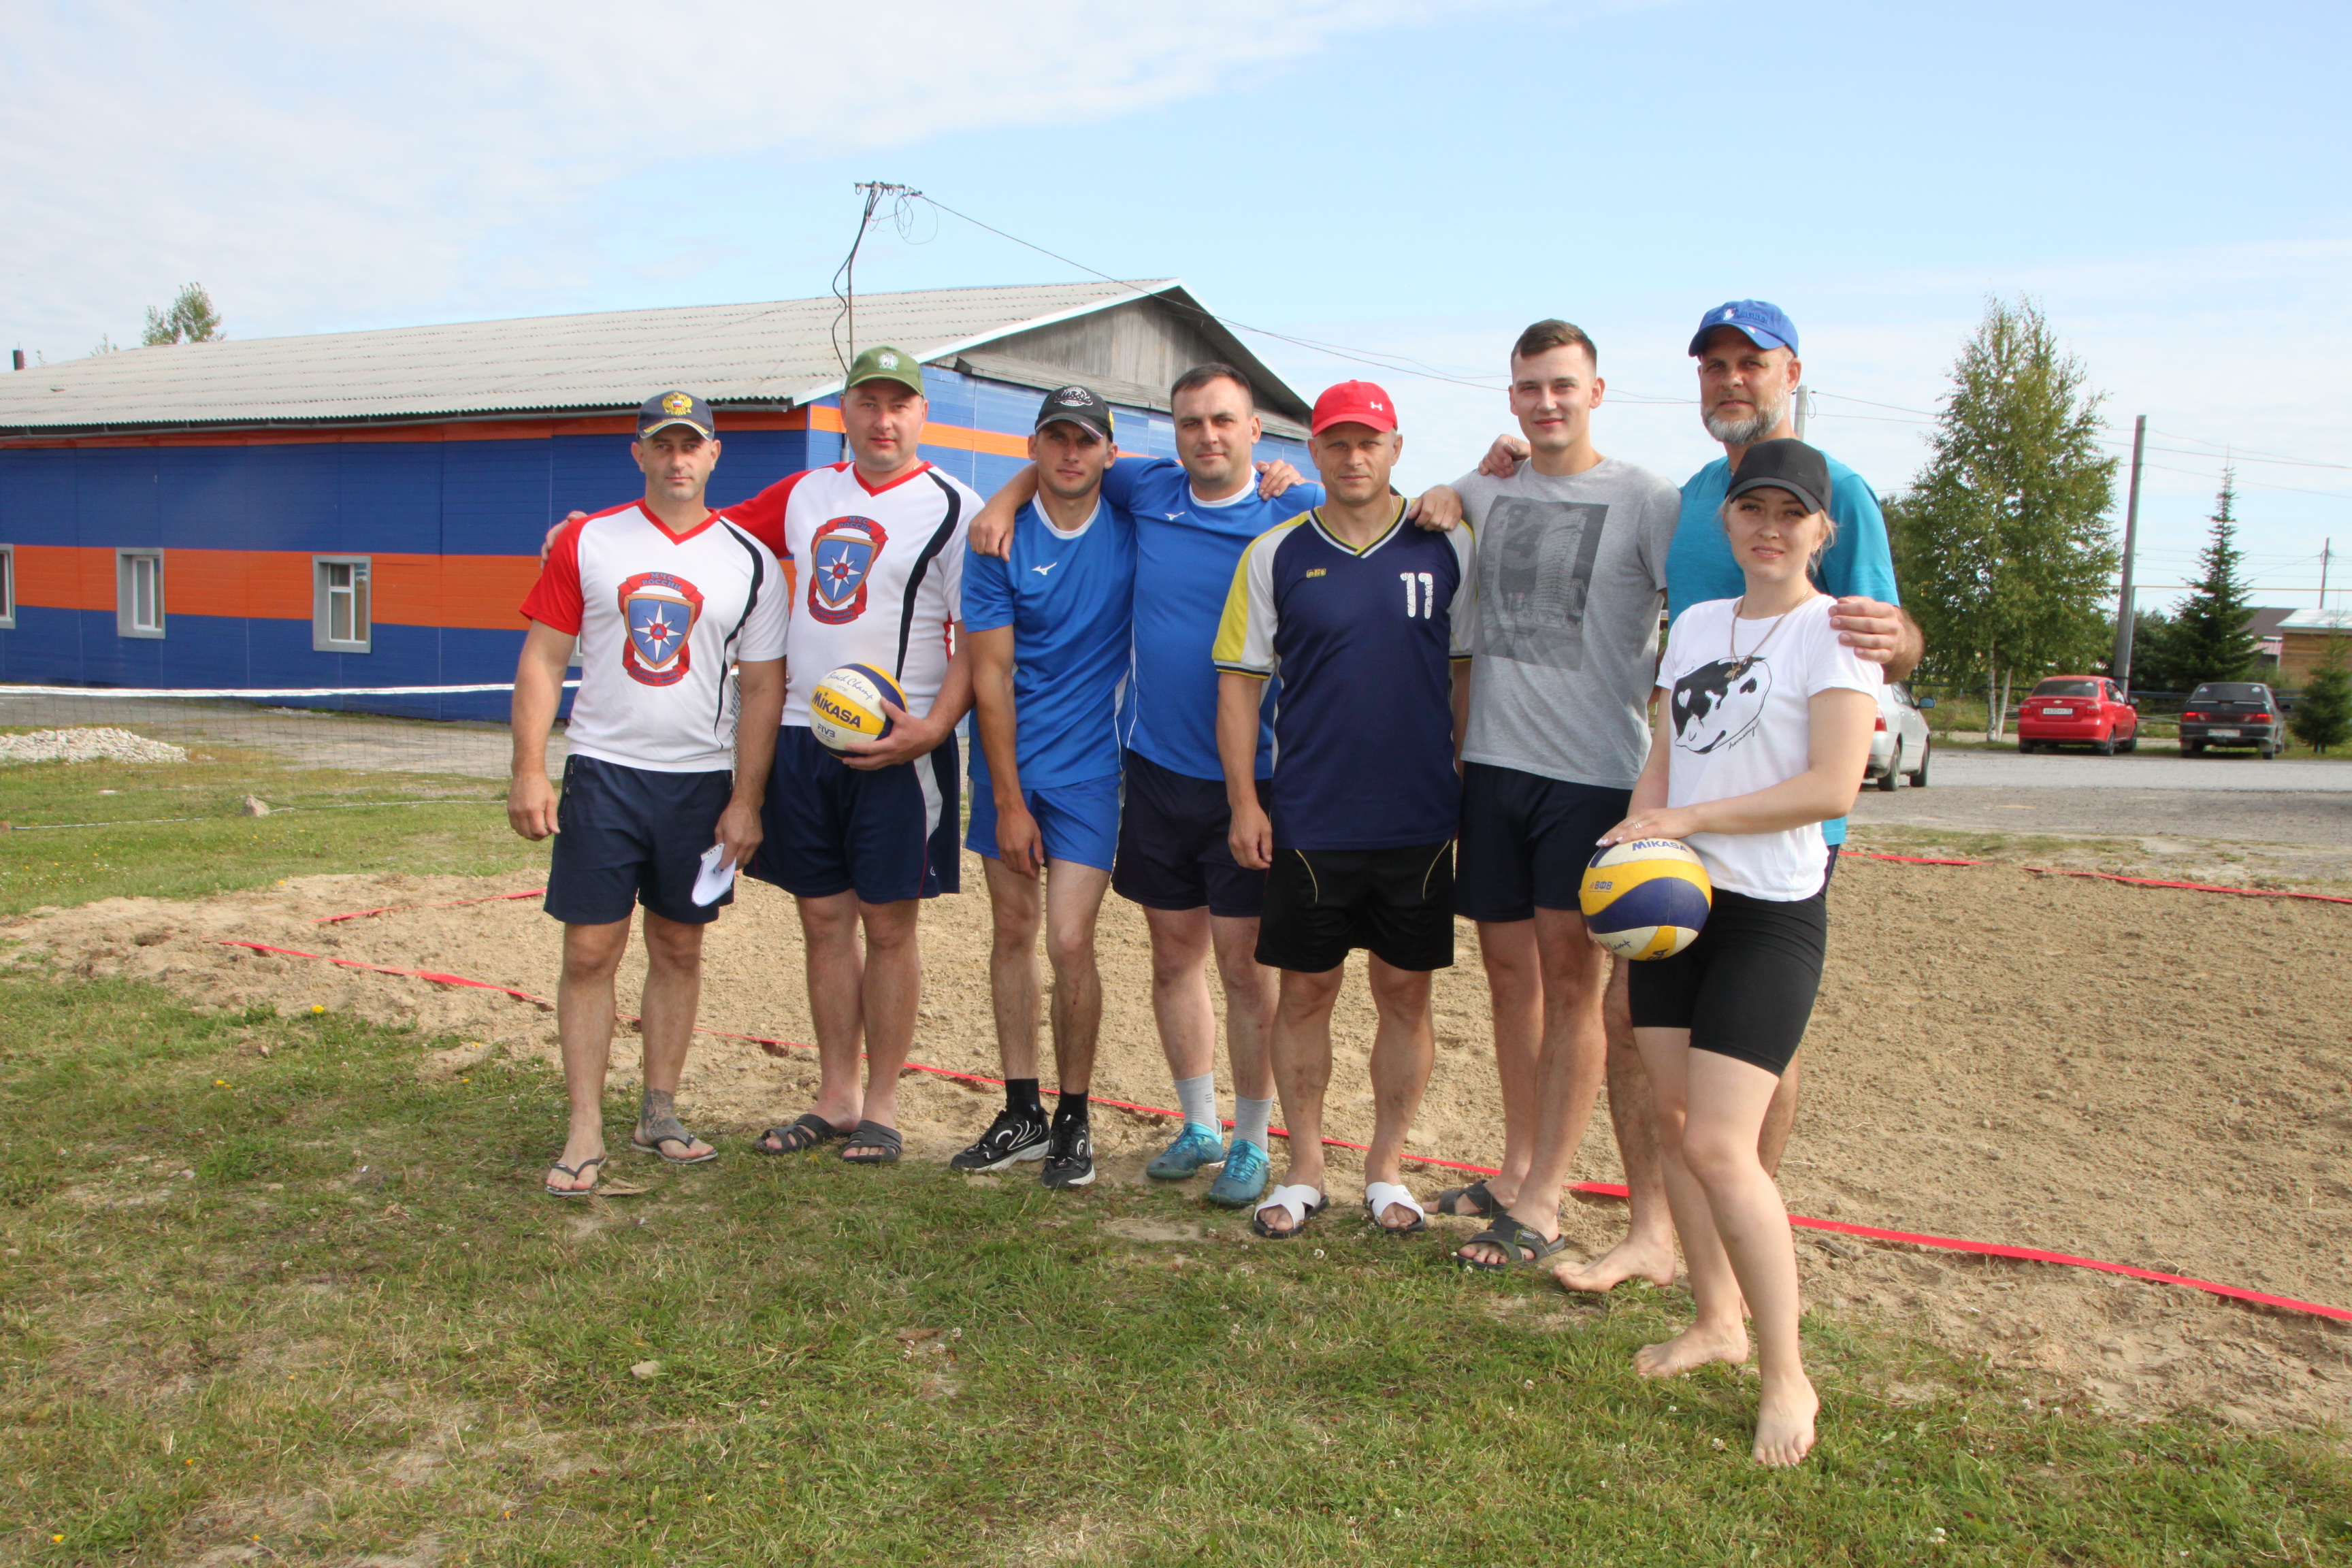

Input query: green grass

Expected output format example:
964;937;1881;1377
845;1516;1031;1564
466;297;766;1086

1;975;2345;1566
0;753;540;915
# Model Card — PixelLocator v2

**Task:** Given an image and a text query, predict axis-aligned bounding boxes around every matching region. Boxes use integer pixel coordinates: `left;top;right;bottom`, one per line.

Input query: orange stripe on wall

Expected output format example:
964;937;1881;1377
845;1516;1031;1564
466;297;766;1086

8;546;542;630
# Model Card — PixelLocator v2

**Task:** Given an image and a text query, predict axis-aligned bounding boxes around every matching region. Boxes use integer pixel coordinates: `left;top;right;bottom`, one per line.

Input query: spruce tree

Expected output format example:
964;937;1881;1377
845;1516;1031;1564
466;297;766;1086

2168;472;2260;687
2289;642;2350;754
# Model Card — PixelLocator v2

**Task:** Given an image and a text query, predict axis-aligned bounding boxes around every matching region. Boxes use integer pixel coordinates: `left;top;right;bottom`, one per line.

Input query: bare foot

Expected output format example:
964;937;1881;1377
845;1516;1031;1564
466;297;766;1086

1553;1232;1677;1294
1752;1375;1819;1467
1633;1320;1749;1379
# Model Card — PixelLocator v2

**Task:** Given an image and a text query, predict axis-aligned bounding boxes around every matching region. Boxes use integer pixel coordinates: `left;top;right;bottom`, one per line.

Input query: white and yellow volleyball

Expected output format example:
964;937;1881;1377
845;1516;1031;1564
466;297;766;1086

808;663;904;755
1579;838;1713;960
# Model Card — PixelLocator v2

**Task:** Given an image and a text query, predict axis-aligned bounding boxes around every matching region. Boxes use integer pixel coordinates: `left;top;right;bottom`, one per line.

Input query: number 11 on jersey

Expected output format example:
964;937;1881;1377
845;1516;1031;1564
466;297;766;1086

1399;570;1435;618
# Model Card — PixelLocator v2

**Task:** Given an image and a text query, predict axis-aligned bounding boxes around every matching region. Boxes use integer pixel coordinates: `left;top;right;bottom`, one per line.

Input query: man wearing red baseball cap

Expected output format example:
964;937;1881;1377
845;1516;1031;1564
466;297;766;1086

1211;381;1476;1241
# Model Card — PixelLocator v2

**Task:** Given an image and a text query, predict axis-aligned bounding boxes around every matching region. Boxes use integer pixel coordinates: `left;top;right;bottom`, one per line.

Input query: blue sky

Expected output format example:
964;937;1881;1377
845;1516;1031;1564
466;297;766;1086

5;0;2347;610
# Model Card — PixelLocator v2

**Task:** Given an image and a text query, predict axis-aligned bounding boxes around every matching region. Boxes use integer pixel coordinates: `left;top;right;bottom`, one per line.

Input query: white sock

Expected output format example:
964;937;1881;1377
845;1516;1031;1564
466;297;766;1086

1175;1074;1218;1133
1232;1095;1273;1152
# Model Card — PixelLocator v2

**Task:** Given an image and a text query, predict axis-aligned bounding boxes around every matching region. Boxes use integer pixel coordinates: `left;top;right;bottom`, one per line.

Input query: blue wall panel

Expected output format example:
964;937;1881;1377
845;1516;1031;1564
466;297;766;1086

0;449;79;544
337;444;443;555
156;447;247;549
75;449;162;547
223;446;338;551
440;440;549;557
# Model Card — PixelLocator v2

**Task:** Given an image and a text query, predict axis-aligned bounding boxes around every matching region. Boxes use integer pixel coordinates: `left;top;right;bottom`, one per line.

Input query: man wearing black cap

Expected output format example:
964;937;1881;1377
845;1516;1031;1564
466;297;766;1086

510;392;787;1196
949;386;1137;1188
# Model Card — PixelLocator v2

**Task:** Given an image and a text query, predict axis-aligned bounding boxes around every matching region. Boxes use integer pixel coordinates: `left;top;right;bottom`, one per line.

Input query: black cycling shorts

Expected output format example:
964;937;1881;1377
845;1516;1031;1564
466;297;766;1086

1627;886;1827;1075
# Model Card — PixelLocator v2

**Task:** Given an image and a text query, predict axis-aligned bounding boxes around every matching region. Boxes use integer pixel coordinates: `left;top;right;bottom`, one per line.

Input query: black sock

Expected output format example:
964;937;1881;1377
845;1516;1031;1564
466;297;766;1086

1005;1079;1043;1119
1053;1090;1090;1126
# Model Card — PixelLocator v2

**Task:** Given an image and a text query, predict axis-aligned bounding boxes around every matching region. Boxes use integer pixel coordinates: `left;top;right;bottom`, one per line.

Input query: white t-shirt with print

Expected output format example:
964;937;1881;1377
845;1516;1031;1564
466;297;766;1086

1656;594;1882;900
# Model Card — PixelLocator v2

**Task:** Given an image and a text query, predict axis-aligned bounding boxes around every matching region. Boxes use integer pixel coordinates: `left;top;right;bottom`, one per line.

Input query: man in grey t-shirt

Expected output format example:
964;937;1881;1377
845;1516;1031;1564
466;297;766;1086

1414;319;1682;1270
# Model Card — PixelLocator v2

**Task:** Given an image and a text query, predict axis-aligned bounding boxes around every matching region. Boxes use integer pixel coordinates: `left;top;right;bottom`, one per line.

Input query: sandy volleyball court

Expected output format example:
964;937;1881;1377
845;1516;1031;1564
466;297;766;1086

7;852;2349;1431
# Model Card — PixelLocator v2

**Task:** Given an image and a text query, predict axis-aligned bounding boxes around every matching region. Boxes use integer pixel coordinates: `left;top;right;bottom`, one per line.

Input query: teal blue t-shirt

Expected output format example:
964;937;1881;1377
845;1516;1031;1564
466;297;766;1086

1671;452;1901;847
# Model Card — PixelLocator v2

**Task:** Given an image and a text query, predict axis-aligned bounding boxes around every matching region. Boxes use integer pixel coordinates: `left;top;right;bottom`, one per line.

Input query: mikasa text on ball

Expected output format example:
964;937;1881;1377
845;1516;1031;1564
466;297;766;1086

808;664;903;755
1579;838;1713;960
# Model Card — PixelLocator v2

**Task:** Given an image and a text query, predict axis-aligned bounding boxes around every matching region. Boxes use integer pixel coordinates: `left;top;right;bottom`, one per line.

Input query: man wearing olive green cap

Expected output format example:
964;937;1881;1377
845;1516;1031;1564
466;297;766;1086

720;345;982;1166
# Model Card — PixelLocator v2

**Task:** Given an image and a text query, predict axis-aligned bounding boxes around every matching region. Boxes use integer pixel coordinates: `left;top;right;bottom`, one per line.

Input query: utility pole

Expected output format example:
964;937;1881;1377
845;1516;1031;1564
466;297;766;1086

2321;537;2332;610
1793;385;1810;440
2110;414;2147;692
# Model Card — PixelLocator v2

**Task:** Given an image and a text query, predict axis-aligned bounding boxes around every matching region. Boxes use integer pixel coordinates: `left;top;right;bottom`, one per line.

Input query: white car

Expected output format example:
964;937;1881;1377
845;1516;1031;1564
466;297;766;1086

1865;682;1933;790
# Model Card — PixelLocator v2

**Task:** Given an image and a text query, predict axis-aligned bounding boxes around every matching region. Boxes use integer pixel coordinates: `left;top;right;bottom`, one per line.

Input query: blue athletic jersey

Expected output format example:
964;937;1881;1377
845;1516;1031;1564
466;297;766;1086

1673;450;1901;848
962;496;1137;791
1214;502;1475;851
1105;457;1325;781
1669;453;1900;619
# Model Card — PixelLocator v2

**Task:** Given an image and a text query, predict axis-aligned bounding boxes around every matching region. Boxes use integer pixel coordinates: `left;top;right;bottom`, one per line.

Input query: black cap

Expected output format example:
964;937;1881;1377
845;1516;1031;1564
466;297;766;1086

1725;438;1831;519
637;389;716;440
1033;384;1115;443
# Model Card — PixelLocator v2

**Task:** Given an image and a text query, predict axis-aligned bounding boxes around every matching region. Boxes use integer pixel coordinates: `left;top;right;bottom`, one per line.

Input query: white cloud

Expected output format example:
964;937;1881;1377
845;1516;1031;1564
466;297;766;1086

0;0;1525;355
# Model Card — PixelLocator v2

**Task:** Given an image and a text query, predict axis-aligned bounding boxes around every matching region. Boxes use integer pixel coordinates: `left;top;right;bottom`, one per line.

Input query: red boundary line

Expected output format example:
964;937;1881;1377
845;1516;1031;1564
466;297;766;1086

209;930;2352;1324
1852;851;2352;905
315;888;547;925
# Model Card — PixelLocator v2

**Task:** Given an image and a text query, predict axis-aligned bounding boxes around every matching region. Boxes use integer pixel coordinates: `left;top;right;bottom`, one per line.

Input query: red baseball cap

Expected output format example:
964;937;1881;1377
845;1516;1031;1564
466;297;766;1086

1310;380;1398;434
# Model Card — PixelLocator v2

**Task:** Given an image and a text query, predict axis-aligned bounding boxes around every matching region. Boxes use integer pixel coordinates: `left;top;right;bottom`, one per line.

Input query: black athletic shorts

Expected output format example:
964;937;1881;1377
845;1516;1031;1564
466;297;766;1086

1256;841;1455;974
1112;749;1270;919
544;754;734;927
1455;762;1631;924
1627;886;1827;1075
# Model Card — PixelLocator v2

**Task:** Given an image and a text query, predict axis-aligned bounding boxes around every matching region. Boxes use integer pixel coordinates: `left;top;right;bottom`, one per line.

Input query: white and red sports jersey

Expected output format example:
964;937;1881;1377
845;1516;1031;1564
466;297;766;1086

730;460;977;729
520;502;787;772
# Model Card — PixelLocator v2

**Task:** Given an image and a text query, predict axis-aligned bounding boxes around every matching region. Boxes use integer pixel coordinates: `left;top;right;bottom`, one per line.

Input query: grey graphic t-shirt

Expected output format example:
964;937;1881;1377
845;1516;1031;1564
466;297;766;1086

1452;455;1682;790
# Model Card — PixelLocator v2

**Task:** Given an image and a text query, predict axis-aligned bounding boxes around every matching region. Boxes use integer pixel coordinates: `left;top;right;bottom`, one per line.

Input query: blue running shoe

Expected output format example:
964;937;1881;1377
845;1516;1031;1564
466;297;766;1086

1205;1139;1270;1208
1146;1122;1226;1181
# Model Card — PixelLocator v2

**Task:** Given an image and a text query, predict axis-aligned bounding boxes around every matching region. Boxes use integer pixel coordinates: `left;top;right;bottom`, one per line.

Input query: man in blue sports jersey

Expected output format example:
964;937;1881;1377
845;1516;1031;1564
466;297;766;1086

968;365;1322;1207
951;385;1137;1190
1214;380;1474;1241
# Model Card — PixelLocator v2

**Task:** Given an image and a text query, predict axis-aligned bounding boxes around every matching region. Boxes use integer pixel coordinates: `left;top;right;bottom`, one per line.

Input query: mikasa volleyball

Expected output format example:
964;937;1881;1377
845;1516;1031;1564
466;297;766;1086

1579;838;1714;960
808;664;904;755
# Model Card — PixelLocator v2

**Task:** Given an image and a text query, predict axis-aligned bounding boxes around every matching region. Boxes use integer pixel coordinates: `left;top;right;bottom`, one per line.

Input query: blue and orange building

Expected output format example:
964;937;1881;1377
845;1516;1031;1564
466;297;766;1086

0;280;1311;716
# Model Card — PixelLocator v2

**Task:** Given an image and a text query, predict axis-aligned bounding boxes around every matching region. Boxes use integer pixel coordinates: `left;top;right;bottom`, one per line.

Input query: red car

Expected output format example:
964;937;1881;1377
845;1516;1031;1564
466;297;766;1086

2016;676;2138;755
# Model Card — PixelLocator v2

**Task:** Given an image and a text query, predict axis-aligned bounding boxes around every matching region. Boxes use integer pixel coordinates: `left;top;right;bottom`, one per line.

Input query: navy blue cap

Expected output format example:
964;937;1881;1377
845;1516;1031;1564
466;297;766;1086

1034;383;1115;443
637;389;715;440
1688;300;1799;358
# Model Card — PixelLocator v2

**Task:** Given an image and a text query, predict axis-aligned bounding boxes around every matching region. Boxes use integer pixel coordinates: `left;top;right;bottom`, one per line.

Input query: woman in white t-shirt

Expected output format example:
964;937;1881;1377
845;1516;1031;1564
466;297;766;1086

1595;438;1881;1467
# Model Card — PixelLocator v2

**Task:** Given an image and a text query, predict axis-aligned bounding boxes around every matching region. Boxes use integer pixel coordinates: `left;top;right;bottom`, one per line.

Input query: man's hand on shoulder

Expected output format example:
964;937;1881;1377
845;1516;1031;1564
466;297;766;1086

968;494;1018;561
1480;434;1529;478
1827;596;1922;677
542;511;586;564
1410;485;1465;533
1253;459;1306;499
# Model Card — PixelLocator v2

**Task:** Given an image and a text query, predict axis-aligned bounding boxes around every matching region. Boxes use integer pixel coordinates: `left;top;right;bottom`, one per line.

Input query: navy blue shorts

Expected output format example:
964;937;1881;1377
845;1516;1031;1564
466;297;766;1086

748;725;960;904
967;770;1122;872
544;754;734;927
1111;749;1270;919
1455;762;1632;924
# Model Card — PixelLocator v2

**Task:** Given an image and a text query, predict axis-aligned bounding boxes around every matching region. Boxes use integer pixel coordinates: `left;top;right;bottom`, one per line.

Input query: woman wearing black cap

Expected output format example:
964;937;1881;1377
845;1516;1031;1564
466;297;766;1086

1592;438;1882;1467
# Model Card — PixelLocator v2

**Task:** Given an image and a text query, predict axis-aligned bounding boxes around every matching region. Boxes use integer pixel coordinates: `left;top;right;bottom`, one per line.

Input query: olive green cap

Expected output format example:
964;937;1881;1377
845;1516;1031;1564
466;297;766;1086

845;344;925;395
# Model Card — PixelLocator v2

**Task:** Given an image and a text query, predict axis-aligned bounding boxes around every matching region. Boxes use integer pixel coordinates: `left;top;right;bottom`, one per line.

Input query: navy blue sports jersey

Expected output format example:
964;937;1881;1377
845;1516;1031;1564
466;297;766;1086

1213;501;1475;850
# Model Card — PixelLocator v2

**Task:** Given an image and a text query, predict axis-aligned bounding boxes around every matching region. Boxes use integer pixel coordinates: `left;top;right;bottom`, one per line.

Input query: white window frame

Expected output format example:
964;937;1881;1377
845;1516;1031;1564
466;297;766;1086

0;544;15;630
312;555;373;653
116;549;165;639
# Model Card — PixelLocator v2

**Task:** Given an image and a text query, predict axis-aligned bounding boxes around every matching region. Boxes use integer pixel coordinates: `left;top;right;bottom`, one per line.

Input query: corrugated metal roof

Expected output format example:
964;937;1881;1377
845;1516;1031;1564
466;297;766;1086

951;350;1309;443
2278;608;2352;633
0;279;1181;435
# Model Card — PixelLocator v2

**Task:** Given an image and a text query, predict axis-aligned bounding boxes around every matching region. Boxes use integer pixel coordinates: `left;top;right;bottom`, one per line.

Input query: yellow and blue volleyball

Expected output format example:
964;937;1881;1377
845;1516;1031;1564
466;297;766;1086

1579;838;1712;961
808;664;903;755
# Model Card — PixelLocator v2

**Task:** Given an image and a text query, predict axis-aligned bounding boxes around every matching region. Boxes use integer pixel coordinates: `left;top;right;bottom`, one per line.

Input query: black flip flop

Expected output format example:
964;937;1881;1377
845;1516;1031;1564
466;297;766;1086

632;1113;720;1166
1433;1179;1502;1218
753;1113;850;1156
542;1153;605;1198
840;1120;903;1164
1456;1215;1567;1271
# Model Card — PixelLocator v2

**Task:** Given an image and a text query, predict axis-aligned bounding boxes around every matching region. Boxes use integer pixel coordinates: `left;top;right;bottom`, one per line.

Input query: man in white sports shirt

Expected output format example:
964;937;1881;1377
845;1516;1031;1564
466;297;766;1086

967;365;1319;1208
511;391;786;1198
726;347;980;1166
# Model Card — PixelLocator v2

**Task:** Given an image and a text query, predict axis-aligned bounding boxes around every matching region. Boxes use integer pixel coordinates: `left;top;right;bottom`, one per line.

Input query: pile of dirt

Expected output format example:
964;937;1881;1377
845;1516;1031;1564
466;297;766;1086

6;855;2348;1431
0;725;189;765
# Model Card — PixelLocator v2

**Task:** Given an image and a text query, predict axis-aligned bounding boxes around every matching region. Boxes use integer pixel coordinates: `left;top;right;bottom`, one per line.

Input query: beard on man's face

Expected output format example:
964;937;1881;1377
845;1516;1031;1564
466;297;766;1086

1702;392;1786;448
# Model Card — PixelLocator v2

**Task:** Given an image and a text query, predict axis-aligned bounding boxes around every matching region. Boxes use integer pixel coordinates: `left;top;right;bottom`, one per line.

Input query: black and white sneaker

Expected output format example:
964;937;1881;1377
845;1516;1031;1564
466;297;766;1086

949;1109;1050;1173
1039;1117;1096;1189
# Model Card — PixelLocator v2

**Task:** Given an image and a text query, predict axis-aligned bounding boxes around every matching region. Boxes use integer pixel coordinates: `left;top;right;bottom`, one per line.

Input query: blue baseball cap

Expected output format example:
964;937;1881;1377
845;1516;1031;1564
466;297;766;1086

1688;300;1799;358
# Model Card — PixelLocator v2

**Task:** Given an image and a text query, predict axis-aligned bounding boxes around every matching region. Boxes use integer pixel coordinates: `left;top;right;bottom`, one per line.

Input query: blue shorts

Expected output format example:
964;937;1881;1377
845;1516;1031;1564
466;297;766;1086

1111;749;1271;919
747;725;961;904
544;754;733;927
966;766;1122;872
1454;762;1631;924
